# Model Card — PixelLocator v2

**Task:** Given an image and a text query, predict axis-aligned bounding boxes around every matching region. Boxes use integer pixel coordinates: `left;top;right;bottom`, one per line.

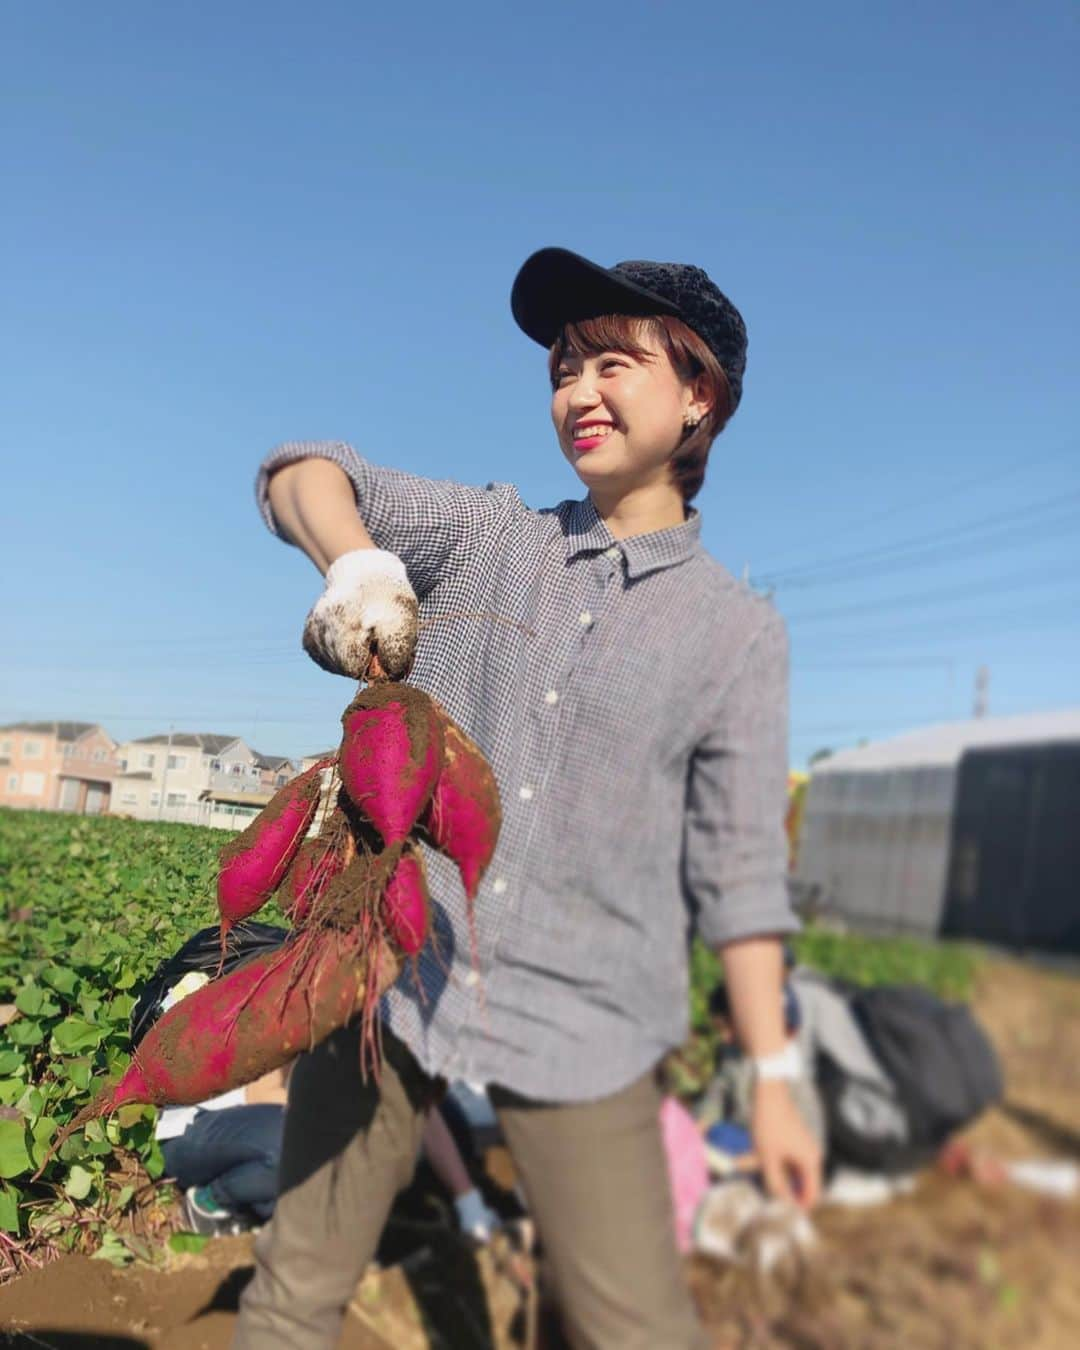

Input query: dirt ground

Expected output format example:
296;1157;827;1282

2;955;1078;1350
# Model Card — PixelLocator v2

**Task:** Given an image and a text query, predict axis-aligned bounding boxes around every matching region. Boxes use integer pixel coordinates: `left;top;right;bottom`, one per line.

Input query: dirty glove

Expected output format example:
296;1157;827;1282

302;548;419;680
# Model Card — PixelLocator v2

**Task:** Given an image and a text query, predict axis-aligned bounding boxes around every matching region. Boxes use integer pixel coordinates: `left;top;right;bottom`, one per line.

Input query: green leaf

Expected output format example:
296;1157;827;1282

0;1050;24;1076
92;1229;133;1266
0;1119;32;1179
144;1137;165;1180
41;966;80;997
51;1017;103;1054
0;1182;22;1234
168;1231;210;1255
16;1086;43;1119
14;985;44;1017
7;1019;44;1047
113;1183;135;1210
30;1117;58;1167
64;1057;93;1092
0;1081;24;1107
64;1163;94;1200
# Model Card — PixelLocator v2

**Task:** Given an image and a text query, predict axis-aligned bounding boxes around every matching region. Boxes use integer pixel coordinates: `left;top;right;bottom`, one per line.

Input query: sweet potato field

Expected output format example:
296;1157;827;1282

0;809;230;1271
0;805;978;1280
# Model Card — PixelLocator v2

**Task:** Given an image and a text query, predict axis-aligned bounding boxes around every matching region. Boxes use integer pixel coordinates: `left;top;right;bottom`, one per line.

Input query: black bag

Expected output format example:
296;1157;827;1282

129;921;289;1050
821;984;1003;1174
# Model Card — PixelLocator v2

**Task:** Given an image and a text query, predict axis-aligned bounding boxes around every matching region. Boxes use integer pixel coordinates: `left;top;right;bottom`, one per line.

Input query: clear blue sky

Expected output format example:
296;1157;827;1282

3;1;1077;767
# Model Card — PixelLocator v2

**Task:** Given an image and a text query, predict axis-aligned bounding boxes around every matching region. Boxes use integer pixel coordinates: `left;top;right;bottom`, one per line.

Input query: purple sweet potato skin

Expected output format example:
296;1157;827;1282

422;719;501;899
286;831;348;925
113;927;367;1109
381;847;431;956
339;683;444;845
217;760;329;928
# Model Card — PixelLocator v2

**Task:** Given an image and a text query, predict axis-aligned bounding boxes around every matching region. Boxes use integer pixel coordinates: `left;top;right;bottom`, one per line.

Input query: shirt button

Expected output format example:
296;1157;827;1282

519;785;534;801
579;610;593;626
464;970;480;988
544;690;559;705
492;877;508;895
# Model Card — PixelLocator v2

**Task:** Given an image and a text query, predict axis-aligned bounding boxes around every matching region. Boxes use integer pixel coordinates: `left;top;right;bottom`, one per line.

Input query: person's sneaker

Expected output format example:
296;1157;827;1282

182;1185;241;1237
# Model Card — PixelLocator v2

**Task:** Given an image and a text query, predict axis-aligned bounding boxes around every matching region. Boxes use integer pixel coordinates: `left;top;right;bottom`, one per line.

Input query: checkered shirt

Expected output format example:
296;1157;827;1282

257;441;797;1102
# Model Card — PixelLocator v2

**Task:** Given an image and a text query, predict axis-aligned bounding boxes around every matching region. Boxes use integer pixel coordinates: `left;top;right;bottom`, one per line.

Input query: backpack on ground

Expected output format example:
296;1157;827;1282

818;982;1003;1174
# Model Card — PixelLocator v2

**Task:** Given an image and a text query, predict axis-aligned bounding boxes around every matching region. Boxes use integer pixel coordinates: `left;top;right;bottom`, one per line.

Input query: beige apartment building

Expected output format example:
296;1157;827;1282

113;733;298;829
0;722;119;814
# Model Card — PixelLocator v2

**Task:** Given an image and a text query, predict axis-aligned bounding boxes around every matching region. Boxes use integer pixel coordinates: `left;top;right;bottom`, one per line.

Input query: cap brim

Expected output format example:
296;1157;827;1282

511;247;681;348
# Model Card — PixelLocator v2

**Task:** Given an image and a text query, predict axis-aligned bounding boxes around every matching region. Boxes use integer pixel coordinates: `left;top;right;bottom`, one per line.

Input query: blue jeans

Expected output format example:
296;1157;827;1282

161;1105;284;1221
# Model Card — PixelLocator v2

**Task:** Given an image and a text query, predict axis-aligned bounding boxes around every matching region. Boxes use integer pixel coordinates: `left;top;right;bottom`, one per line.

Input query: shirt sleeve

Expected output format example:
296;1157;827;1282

255;439;525;598
683;609;799;946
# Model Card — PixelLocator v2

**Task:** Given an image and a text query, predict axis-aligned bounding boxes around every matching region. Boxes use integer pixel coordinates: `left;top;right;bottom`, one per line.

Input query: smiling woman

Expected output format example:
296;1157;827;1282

549;312;733;507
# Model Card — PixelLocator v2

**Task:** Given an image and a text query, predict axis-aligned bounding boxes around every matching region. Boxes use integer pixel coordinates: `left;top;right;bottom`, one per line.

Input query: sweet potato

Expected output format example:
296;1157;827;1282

284;811;354;925
421;716;501;899
49;923;397;1157
339;683;444;845
217;759;331;936
381;845;431;957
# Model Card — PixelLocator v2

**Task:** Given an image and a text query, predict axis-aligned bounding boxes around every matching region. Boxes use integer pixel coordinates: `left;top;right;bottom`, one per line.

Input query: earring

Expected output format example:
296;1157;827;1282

683;414;701;431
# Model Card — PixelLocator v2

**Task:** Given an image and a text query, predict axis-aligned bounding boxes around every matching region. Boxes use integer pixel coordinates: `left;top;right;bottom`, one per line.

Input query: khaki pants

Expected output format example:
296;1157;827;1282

235;1025;706;1350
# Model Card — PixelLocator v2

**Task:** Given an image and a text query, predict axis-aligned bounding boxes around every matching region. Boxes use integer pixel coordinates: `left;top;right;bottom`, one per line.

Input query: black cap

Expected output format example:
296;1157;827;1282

511;246;748;411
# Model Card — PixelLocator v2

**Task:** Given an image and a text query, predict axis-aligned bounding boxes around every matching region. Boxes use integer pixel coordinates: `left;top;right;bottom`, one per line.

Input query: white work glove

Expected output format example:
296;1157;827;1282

302;548;419;680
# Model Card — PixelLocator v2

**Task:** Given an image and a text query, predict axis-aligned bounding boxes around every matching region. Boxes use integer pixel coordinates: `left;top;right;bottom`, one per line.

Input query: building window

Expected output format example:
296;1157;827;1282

210;759;222;772
166;792;188;807
139;752;156;770
62;743;74;757
275;773;288;787
167;754;188;771
120;792;138;806
230;763;243;776
0;740;11;755
6;774;18;792
150;791;160;806
22;772;46;796
23;740;43;759
92;748;107;762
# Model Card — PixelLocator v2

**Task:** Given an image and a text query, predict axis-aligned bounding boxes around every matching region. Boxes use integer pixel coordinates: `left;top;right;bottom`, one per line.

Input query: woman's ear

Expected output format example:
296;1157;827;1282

685;372;714;425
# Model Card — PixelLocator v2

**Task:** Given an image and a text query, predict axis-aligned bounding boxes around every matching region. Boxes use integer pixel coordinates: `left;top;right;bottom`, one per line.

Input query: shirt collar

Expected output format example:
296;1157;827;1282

563;497;703;579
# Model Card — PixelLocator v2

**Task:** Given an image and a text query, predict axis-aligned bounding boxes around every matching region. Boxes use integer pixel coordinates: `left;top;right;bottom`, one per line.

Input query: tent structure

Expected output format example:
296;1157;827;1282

794;708;1080;953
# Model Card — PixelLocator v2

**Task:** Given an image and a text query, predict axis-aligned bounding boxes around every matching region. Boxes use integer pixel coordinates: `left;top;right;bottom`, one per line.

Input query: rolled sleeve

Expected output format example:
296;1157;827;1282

684;610;798;946
255;440;524;597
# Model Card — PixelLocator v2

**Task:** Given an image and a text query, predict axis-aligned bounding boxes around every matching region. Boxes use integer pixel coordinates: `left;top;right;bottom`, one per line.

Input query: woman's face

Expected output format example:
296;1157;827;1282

550;327;705;496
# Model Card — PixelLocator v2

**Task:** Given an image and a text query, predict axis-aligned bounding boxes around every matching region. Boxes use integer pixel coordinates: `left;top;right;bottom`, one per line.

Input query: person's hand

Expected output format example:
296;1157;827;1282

751;1080;823;1210
302;548;419;680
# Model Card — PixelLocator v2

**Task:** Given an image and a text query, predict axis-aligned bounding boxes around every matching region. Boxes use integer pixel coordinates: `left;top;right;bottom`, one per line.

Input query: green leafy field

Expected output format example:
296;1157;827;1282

0;807;977;1269
0;808;285;1265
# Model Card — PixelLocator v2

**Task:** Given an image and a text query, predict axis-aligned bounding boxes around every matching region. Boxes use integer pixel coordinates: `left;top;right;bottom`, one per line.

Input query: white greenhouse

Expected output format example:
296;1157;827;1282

794;708;1080;952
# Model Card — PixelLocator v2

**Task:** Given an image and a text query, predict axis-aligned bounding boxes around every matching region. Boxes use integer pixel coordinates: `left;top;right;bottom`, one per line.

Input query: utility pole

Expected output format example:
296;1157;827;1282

157;724;174;820
973;666;989;720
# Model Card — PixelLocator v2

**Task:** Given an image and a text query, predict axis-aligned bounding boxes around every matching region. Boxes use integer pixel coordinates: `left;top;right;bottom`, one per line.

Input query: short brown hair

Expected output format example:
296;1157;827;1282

548;313;733;503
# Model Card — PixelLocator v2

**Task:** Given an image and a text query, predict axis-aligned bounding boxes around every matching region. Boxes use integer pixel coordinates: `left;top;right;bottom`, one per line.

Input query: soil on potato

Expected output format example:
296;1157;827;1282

2;955;1078;1350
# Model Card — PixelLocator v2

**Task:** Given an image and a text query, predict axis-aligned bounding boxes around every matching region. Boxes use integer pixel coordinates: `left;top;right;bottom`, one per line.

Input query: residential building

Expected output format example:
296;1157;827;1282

0;722;119;814
113;733;300;829
255;754;299;792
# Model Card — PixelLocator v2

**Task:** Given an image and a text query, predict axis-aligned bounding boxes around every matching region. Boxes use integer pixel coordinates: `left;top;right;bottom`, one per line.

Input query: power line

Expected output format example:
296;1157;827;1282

753;488;1080;589
751;438;1079;575
791;597;1079;649
782;560;1076;626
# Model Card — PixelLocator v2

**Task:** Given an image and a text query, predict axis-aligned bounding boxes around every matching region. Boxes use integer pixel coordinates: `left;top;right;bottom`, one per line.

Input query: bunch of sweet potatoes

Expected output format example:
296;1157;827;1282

51;666;500;1151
